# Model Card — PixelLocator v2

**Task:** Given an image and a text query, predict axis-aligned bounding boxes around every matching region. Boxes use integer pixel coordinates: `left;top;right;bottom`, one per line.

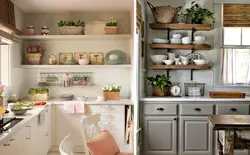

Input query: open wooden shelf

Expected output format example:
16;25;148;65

0;20;21;35
149;23;212;31
150;65;212;70
150;44;211;50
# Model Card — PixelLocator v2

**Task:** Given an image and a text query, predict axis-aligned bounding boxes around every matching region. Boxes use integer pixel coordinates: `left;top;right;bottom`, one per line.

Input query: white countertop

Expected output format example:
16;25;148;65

0;107;45;144
142;96;250;102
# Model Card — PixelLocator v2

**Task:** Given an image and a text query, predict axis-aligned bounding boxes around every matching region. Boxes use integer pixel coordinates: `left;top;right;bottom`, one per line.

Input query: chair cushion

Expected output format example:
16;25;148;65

87;130;120;155
116;153;133;155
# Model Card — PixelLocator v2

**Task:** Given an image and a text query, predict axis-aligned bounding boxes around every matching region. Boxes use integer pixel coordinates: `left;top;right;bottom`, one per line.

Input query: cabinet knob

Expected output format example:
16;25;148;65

194;108;201;112
173;118;177;121
157;108;164;111
230;108;237;112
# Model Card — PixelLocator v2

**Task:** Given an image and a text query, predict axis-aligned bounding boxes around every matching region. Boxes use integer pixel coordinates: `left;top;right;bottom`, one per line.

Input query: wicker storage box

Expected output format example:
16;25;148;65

59;26;85;35
103;92;120;100
184;83;205;96
105;26;118;34
27;53;42;65
28;94;49;101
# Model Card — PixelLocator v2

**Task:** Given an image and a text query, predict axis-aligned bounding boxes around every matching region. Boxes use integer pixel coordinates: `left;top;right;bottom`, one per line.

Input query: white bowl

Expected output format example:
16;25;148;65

182;40;191;44
193;41;205;45
170;38;182;44
194;36;205;42
182;37;190;41
193;59;209;65
151;55;168;64
182;60;189;65
173;34;182;39
163;60;174;65
78;59;89;65
152;38;169;44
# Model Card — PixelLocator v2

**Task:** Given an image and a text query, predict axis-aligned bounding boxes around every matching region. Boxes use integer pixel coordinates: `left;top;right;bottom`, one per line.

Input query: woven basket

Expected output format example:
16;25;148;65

105;26;118;34
27;53;42;65
103;92;120;100
59;26;85;35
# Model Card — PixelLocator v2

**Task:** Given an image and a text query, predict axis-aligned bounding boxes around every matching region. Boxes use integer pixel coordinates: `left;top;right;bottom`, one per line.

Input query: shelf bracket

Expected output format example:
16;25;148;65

190;69;194;81
167;27;170;40
167;70;170;77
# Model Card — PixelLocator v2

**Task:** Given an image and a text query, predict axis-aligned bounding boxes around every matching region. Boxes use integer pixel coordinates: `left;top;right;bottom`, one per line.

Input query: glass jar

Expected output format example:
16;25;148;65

26;26;35;35
7;93;21;103
48;54;57;65
41;26;50;35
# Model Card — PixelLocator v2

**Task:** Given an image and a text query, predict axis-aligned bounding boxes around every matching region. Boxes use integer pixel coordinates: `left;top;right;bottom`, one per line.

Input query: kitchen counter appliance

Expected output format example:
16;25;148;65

0;117;23;135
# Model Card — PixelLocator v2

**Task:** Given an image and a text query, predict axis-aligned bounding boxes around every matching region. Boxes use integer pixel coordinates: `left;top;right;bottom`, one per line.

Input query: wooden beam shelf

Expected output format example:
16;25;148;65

150;65;212;70
0;20;21;35
149;23;212;31
150;44;211;50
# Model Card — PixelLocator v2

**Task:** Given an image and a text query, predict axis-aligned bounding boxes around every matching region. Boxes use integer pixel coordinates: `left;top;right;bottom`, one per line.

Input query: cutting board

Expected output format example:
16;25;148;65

209;91;245;98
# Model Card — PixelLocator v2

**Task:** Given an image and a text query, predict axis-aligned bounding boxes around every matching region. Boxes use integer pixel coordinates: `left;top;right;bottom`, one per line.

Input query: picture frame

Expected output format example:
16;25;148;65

74;52;89;64
59;53;73;65
89;52;104;65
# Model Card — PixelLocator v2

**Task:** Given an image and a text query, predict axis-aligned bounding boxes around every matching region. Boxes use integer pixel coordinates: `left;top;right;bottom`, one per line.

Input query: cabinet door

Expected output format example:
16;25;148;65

179;116;213;155
144;116;177;155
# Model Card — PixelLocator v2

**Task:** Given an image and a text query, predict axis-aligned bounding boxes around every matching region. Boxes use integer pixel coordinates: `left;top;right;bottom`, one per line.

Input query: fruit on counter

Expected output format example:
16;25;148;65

0;107;5;114
28;88;49;95
33;101;46;106
15;102;33;107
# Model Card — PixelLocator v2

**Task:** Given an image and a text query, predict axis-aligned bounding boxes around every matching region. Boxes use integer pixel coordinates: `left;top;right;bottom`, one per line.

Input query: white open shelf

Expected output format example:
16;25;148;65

19;34;133;40
19;65;132;69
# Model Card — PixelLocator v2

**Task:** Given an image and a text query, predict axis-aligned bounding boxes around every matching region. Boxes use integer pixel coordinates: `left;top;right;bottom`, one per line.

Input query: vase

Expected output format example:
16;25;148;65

152;87;170;97
103;92;120;100
105;26;118;34
192;19;204;24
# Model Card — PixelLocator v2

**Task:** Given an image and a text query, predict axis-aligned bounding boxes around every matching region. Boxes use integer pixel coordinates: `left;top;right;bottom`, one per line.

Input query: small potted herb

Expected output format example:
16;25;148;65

105;18;118;34
57;20;85;35
28;88;49;101
102;84;121;100
147;74;172;97
184;1;215;24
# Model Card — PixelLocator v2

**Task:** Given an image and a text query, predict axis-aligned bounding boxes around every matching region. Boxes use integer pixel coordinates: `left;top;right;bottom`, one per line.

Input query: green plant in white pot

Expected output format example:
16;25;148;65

105;18;118;34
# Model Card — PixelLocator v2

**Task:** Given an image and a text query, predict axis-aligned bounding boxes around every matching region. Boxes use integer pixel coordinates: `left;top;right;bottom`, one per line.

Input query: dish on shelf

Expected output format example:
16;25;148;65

60;94;75;100
193;59;209;65
194;36;205;42
74;52;89;64
151;55;168;65
163;60;174;65
173;34;182;39
170;38;181;44
152;38;169;44
187;53;205;64
78;59;89;65
193;41;206;45
105;50;127;65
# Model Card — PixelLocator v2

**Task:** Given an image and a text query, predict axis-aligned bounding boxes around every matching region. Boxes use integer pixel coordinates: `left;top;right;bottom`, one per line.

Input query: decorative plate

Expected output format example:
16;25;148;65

59;53;73;65
186;53;205;64
105;50;127;65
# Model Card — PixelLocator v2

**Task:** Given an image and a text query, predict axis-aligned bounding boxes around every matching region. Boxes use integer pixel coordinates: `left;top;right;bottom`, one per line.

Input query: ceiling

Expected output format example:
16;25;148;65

11;0;133;13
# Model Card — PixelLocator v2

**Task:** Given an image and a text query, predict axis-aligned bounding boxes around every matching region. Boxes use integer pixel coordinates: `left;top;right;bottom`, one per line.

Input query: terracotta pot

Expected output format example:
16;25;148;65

105;26;118;34
103;92;120;100
152;87;170;96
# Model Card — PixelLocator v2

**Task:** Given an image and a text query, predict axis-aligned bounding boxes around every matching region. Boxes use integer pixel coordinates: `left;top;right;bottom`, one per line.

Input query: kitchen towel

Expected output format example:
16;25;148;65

63;101;85;114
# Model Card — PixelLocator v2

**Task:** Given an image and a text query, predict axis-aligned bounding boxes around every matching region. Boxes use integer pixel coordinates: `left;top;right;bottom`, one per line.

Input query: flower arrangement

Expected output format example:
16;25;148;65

106;18;118;27
102;84;121;92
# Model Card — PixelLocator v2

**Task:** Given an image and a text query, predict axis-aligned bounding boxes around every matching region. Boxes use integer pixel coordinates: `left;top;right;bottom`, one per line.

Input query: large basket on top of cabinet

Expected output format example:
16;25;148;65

59;26;85;35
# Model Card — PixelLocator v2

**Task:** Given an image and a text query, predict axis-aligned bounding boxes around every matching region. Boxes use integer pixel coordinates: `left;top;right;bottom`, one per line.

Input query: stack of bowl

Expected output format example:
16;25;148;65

182;37;191;44
170;34;182;44
193;36;206;44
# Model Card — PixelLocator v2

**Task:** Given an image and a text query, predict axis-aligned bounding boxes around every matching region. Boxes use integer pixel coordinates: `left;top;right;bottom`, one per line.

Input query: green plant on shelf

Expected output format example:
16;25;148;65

106;18;118;27
57;20;85;27
183;1;215;24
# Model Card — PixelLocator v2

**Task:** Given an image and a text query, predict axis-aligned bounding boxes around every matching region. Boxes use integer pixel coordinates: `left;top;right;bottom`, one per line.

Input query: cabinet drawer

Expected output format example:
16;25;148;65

216;104;249;115
180;104;214;115
99;121;124;130
86;105;124;113
100;113;124;121
144;104;177;115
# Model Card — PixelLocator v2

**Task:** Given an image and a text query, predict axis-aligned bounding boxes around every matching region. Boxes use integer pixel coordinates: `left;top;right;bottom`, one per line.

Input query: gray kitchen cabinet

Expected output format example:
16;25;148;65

144;116;177;155
179;116;213;155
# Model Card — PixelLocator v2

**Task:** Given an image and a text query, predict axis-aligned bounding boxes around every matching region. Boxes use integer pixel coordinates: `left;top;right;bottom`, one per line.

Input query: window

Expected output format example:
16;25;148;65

221;4;250;86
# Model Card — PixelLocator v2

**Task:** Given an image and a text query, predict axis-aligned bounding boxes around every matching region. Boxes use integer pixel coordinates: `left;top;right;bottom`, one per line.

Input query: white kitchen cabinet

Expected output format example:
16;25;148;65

0;127;25;155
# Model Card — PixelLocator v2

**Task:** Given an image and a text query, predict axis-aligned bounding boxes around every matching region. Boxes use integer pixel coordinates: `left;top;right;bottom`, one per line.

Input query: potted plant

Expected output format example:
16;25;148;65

102;84;121;100
147;74;172;97
28;88;49;101
184;1;215;24
57;20;85;35
105;18;118;34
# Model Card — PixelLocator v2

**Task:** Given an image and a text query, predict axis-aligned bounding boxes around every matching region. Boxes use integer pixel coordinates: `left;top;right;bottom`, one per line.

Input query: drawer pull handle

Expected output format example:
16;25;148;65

157;108;164;111
230;108;237;112
194;108;201;112
173;118;177;121
4;144;10;147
